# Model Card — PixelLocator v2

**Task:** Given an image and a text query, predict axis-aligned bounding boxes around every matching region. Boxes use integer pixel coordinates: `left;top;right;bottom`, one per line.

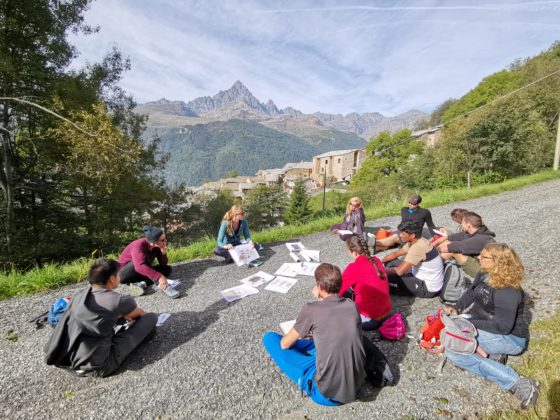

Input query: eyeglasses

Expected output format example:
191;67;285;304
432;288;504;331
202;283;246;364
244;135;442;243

479;255;494;260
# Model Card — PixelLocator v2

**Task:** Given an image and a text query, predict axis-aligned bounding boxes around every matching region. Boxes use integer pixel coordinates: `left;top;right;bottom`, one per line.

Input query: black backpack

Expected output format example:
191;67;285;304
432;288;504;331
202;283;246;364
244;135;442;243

439;263;470;305
363;336;394;388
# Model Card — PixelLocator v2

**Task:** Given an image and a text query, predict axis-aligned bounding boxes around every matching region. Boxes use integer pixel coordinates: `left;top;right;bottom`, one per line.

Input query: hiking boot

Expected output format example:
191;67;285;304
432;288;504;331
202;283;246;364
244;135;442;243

124;281;147;297
488;353;508;365
159;284;180;299
510;376;540;409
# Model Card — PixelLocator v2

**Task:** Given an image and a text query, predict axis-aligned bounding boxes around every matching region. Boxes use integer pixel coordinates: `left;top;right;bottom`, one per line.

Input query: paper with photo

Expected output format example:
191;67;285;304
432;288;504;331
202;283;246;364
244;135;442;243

337;229;354;236
228;243;260;267
275;262;301;277
265;276;297;294
433;229;448;237
279;319;296;335
220;284;259;302
298;262;320;276
157;313;171;326
239;271;275;287
167;279;181;289
300;249;320;262
285;242;306;252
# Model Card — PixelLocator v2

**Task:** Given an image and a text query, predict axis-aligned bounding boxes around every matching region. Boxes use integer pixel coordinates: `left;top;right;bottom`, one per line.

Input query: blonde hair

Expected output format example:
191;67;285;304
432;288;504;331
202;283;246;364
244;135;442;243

483;243;525;289
223;205;245;235
345;197;363;215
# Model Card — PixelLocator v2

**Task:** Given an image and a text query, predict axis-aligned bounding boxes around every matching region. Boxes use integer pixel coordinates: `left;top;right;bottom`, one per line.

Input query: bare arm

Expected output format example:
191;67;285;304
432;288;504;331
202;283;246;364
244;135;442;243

393;260;414;276
382;246;408;264
123;307;145;321
280;328;300;350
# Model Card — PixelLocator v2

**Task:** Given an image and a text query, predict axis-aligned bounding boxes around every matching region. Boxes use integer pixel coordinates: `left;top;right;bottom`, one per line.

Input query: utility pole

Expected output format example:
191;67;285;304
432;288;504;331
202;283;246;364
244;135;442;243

554;110;560;170
322;169;327;213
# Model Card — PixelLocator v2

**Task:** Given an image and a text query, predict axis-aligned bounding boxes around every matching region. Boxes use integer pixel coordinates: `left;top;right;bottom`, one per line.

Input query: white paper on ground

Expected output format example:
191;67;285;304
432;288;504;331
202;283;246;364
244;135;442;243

298;262;320;276
279;319;296;335
289;252;301;262
167;279;181;289
300;249;320;262
433;229;448;237
239;271;275;287
285;242;306;252
275;263;301;277
338;229;354;236
157;313;171;326
265;276;297;294
220;284;259;302
228;243;260;267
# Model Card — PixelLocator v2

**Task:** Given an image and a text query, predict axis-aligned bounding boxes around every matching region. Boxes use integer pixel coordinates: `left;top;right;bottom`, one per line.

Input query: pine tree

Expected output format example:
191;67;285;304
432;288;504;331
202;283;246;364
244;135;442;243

284;178;312;225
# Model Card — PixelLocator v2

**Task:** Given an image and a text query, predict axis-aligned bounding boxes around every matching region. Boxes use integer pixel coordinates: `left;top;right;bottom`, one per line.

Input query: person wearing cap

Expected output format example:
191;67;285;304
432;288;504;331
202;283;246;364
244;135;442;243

375;194;437;252
118;226;179;298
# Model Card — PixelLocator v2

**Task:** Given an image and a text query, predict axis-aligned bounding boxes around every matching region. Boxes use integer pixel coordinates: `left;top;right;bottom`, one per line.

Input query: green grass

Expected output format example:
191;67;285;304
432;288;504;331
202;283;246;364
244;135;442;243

486;312;560;419
1;169;559;300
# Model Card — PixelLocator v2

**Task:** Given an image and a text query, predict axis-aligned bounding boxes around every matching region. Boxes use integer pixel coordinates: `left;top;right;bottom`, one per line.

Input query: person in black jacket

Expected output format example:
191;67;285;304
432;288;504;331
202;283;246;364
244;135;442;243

376;194;436;251
438;211;496;277
443;243;539;409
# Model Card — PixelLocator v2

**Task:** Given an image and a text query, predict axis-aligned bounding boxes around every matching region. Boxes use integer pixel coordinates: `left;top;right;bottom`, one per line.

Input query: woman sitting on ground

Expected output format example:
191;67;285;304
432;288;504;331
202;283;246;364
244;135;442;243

376;194;436;252
340;235;391;330
214;205;256;263
330;197;365;240
444;243;539;409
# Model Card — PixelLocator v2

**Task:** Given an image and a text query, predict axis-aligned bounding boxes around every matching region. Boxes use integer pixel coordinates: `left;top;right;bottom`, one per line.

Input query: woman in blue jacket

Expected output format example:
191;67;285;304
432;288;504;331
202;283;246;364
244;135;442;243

214;205;255;263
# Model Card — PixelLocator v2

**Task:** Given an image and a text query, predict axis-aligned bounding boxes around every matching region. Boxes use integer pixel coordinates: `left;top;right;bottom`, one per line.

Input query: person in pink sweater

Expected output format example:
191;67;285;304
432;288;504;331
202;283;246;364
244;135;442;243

118;226;178;298
339;235;391;330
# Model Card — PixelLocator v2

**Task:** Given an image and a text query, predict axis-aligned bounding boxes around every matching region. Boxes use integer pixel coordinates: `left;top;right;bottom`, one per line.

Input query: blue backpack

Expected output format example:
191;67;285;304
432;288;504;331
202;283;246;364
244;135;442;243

47;297;71;327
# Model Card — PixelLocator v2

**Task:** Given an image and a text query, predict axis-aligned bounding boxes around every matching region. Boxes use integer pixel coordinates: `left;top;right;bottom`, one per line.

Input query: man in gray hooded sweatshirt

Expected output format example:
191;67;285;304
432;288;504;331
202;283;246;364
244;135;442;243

438;211;496;277
44;258;157;377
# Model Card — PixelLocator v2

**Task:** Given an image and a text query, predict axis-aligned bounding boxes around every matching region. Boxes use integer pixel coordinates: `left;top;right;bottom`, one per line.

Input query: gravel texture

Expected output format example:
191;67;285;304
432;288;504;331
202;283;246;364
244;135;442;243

1;179;559;419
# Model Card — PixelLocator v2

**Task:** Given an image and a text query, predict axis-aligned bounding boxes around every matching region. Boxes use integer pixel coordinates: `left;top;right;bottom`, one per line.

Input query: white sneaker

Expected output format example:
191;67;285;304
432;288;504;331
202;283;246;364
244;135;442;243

160;285;180;299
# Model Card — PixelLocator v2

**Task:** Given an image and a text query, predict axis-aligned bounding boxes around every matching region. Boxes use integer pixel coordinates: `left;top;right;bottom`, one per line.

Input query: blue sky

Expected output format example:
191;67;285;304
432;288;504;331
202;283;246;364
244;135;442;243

70;0;560;116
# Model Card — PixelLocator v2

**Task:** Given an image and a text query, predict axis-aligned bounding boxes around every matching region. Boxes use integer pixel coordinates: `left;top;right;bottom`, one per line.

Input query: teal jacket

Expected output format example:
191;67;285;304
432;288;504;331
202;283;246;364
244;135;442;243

217;219;252;248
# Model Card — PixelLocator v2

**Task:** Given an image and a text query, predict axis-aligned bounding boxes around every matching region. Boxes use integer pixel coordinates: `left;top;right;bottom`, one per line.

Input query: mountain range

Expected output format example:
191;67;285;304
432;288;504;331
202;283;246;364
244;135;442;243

136;81;427;186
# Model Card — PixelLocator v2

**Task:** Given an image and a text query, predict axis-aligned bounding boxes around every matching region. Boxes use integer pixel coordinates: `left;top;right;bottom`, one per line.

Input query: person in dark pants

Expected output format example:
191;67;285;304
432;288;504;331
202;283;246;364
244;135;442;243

44;258;158;377
376;194;437;251
382;220;444;298
118;226;178;298
214;205;258;263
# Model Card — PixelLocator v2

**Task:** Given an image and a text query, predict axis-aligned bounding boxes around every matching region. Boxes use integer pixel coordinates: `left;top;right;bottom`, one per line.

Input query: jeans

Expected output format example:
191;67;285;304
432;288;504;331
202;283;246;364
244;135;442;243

262;332;340;406
445;329;526;390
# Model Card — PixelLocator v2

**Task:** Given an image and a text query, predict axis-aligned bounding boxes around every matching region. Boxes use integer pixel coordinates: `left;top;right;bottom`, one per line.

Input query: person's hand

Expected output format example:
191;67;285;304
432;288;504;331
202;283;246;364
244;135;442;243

158;275;168;290
439;227;448;234
225;244;233;250
312;285;320;300
444;306;458;315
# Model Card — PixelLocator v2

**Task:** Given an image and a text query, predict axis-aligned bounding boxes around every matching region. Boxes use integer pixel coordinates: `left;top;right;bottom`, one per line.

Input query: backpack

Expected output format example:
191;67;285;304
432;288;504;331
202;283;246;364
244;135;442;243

379;313;406;340
363;336;394;388
439;313;481;355
439;263;469;305
47;297;71;328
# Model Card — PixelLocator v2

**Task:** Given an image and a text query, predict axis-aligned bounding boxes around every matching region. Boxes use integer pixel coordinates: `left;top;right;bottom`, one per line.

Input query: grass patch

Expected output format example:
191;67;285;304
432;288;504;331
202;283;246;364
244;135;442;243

1;169;559;300
486;312;560;419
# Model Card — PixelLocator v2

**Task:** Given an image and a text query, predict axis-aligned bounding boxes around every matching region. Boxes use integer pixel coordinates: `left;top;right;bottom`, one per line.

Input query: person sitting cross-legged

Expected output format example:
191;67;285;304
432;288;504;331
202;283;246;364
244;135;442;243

263;263;366;406
118;225;178;298
44;258;158;377
443;243;539;410
382;220;444;298
438;211;496;278
214;204;261;263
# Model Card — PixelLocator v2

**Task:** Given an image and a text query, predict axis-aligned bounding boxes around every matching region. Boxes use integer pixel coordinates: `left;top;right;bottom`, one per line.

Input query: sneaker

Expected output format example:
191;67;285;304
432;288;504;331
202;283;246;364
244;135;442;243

125;281;147;297
488;353;508;365
510;376;540;409
159;285;180;299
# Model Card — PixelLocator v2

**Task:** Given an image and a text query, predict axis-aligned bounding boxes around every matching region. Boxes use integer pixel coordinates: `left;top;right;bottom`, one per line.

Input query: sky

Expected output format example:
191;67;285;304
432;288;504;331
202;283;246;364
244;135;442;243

70;0;560;116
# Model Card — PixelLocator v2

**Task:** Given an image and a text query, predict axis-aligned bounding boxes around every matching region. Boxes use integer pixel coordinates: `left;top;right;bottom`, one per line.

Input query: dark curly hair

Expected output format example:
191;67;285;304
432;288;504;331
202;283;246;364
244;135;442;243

398;220;423;239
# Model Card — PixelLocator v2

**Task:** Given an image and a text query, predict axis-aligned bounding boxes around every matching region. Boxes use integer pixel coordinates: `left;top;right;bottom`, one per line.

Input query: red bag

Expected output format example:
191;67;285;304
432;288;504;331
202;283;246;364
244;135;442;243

419;309;445;353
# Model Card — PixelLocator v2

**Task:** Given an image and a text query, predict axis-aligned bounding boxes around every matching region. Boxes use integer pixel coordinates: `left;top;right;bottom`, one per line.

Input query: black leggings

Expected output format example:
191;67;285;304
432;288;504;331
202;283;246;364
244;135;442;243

119;262;172;286
387;271;439;298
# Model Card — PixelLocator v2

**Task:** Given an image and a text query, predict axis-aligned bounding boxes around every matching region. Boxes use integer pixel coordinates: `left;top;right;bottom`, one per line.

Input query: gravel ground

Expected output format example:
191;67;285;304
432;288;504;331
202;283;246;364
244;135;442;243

1;179;559;420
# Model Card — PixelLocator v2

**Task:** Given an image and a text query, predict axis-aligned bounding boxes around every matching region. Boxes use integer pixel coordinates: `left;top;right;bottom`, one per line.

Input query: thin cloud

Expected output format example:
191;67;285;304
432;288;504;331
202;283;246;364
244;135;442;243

70;0;560;115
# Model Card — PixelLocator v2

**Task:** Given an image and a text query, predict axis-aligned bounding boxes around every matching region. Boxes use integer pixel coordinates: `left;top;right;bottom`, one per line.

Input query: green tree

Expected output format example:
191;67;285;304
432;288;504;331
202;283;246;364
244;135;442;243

352;129;422;187
284;178;312;225
244;185;287;231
